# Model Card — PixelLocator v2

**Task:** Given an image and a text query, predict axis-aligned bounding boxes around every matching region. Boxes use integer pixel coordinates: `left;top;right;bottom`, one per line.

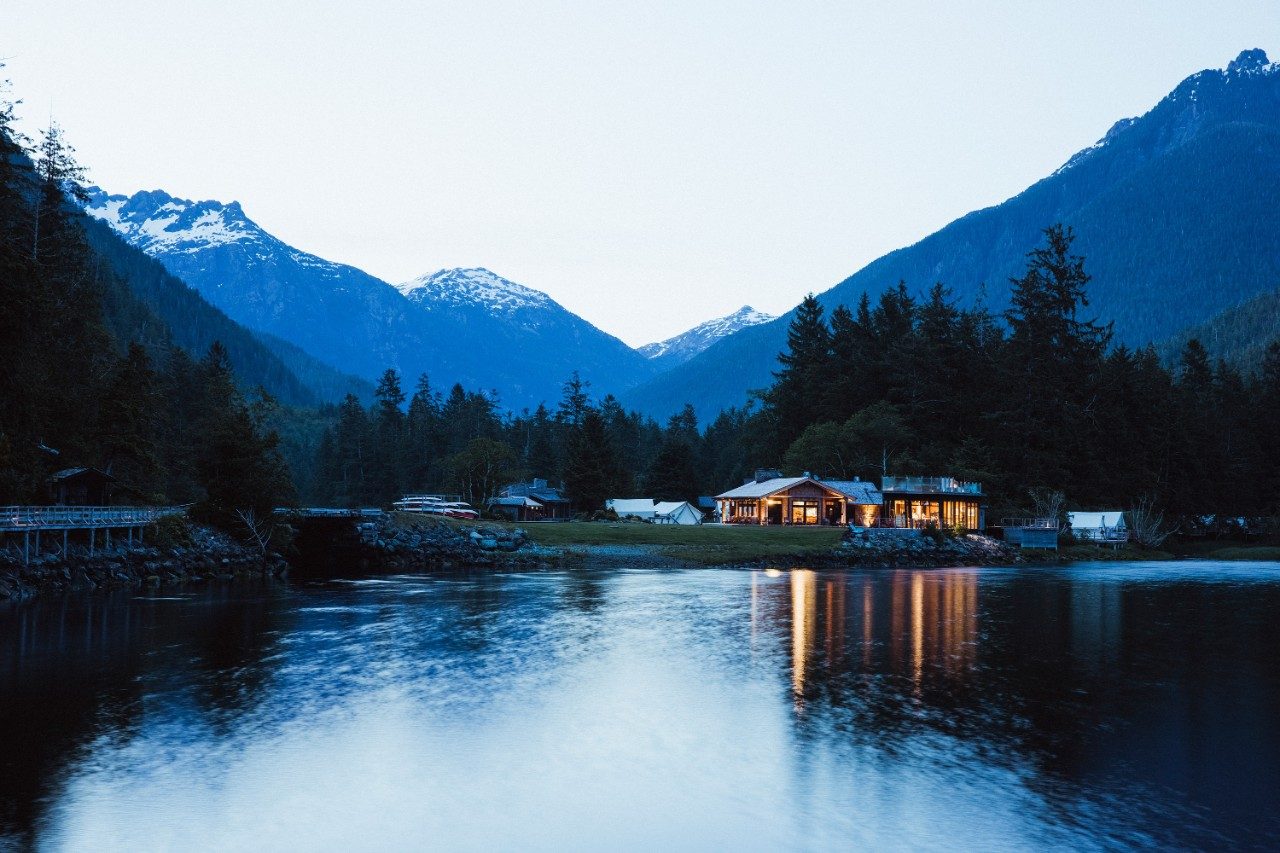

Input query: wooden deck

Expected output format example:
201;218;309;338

1;505;187;564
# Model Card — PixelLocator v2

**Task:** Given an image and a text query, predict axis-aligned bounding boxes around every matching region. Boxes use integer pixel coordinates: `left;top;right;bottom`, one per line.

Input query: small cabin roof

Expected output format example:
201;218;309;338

50;467;115;482
1069;511;1125;528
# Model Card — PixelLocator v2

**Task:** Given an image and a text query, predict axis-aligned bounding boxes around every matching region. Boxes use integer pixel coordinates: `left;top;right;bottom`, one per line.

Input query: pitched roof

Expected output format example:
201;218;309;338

488;496;543;508
819;480;883;505
715;476;881;503
50;467;115;481
714;477;808;499
654;501;696;515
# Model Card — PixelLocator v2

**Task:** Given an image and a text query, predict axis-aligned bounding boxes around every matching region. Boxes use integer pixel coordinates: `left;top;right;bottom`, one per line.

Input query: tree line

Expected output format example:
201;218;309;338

5;69;1277;531
0;87;294;526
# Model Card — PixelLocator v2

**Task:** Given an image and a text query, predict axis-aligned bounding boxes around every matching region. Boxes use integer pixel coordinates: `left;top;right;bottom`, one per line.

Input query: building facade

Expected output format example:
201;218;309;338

715;473;984;529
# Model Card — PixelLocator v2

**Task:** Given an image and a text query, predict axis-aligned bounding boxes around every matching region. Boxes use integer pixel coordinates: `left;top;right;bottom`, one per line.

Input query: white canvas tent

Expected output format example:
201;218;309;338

653;501;703;525
1068;511;1127;542
607;498;656;519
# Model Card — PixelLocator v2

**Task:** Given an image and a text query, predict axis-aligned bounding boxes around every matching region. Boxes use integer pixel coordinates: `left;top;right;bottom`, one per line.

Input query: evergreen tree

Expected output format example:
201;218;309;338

565;409;620;513
998;225;1110;494
764;293;832;455
97;343;163;500
369;369;406;502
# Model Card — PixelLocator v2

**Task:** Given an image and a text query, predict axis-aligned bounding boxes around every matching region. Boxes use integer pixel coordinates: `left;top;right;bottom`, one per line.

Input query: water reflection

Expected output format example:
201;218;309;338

1;564;1278;850
772;568;980;705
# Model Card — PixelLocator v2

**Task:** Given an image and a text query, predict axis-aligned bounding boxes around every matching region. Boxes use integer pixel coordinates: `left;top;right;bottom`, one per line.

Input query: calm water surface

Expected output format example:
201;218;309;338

2;561;1279;851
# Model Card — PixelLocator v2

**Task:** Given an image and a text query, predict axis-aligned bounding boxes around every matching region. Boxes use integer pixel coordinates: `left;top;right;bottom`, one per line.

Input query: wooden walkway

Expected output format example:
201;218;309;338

1;505;187;564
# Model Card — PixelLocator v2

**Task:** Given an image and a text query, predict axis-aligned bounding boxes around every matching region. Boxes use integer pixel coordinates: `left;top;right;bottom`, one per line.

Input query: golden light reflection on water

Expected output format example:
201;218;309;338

791;569;816;701
773;569;980;701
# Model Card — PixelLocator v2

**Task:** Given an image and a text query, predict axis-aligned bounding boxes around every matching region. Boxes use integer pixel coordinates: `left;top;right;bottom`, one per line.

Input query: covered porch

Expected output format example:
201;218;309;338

716;477;881;526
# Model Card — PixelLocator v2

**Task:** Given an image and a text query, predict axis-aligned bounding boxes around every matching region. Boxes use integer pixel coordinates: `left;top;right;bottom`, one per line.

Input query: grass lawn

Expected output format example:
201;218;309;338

393;515;846;565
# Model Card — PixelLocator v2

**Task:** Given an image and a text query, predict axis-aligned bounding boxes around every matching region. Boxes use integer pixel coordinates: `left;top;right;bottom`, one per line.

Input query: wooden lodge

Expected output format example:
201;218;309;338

716;472;882;526
715;471;984;529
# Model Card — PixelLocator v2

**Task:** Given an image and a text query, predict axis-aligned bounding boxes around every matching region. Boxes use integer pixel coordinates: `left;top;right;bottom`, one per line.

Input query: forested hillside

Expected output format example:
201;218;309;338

628;50;1280;420
0;98;294;517
1160;287;1280;370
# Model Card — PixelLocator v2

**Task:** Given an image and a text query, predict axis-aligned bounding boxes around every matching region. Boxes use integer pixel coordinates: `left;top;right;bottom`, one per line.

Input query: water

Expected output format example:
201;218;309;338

3;561;1279;851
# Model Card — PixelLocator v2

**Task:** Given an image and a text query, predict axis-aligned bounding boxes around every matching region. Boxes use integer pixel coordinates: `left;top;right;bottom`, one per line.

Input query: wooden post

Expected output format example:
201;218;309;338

106;528;111;550
23;531;29;566
63;528;68;556
34;530;40;556
128;526;133;546
89;528;95;556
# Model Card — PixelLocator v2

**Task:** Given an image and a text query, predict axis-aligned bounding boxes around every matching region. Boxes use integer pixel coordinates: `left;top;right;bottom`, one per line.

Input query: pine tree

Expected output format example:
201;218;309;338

565;409;620;513
764;293;832;456
369;369;406;502
97;343;163;500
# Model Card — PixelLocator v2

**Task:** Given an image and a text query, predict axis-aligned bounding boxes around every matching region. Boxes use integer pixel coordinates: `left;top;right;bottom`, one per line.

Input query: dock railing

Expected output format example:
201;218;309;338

0;505;186;531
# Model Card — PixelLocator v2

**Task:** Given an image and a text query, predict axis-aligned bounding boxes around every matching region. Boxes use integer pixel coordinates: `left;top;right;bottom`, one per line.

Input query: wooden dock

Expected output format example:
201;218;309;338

1;505;187;564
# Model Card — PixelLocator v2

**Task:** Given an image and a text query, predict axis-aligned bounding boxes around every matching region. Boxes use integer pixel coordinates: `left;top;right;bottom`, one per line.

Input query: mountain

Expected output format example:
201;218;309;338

637;305;775;370
82;215;364;406
626;49;1280;420
1160;287;1280;370
85;192;655;409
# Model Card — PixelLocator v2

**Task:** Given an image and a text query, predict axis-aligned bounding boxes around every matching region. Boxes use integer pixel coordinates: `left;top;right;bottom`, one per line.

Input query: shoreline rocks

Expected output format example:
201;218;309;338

0;524;286;602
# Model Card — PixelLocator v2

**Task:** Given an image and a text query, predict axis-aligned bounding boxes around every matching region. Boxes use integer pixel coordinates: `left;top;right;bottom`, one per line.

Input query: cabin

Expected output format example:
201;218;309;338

491;478;571;520
1069;511;1127;543
607;498;656;520
879;476;984;530
715;472;882;526
49;467;115;506
653;501;703;525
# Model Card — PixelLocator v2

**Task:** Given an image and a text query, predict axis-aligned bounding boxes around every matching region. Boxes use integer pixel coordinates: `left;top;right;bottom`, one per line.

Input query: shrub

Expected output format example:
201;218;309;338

154;514;195;550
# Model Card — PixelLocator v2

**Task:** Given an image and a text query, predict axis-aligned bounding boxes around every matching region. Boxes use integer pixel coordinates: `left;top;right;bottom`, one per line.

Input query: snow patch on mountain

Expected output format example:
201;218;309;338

639;305;775;364
397;268;557;317
83;187;274;256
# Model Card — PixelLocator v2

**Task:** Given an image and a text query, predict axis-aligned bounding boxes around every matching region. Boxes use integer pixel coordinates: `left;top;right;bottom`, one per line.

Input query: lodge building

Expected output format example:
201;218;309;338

715;471;984;529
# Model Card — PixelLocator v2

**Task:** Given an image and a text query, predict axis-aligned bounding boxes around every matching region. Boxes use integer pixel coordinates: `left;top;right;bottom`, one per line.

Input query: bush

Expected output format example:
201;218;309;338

154;514;195;550
923;521;946;545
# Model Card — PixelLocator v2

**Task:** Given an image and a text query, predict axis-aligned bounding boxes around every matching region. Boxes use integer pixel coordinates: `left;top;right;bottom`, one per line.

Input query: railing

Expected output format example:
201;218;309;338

1000;517;1060;529
880;476;982;495
0;505;185;531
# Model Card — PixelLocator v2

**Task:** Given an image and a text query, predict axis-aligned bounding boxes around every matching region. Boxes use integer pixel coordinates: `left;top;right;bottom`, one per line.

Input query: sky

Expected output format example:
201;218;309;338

6;2;1279;346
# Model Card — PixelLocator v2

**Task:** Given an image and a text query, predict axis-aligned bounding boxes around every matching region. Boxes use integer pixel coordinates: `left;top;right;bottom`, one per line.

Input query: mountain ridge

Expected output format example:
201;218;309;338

624;48;1280;421
638;305;776;369
85;192;657;410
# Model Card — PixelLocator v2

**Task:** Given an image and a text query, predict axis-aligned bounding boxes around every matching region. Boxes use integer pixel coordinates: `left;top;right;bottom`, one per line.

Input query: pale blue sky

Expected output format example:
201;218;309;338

6;2;1278;345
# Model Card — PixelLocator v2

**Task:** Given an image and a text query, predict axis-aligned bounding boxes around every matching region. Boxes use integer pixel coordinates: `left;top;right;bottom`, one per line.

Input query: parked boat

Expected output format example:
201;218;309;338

392;495;479;519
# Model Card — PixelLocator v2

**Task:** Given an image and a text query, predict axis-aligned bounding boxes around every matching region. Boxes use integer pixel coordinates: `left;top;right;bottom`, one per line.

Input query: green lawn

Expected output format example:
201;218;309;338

475;519;845;565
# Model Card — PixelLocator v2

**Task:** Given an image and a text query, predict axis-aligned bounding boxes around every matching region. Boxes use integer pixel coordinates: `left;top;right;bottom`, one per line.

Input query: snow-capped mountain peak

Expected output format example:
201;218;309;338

639;305;776;366
396;268;556;317
84;187;268;255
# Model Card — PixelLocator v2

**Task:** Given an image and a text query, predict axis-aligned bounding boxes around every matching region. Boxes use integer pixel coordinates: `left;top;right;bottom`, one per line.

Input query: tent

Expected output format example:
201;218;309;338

653;501;703;525
607;498;656;519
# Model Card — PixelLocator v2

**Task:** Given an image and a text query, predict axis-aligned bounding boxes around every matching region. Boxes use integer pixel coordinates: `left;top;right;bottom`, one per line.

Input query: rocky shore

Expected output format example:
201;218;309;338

831;530;1020;568
0;524;285;602
291;514;568;574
